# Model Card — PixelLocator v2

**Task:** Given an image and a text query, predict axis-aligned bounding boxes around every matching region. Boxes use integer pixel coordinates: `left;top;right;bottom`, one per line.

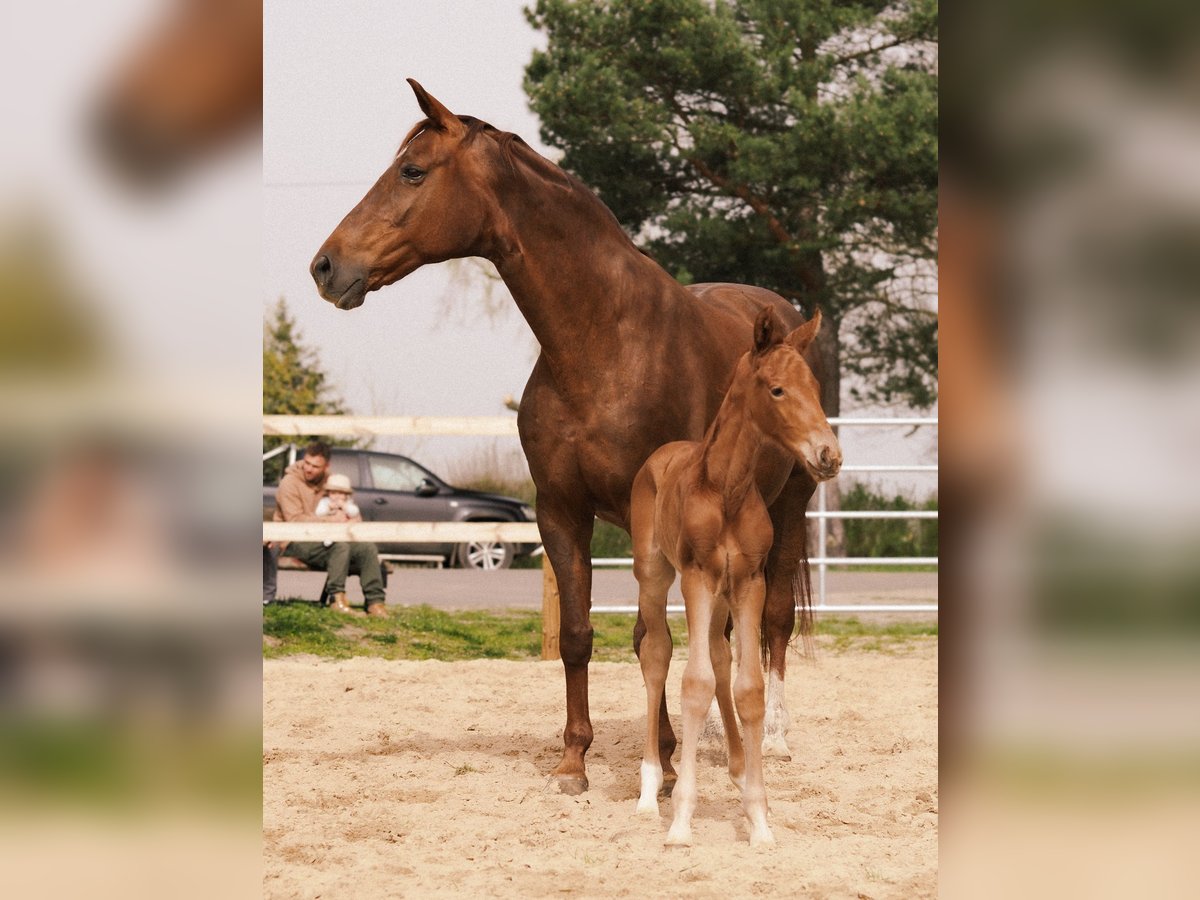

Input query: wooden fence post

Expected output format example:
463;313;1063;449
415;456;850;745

541;557;560;661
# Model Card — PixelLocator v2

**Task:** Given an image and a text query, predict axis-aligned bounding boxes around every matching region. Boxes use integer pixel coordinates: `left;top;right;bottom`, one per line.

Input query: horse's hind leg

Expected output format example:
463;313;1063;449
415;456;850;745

633;551;674;815
634;615;678;794
631;475;678;797
762;471;817;760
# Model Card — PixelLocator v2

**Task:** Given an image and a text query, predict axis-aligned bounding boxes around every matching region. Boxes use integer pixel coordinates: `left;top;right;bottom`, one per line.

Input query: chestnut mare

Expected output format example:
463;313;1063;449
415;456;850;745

312;81;832;795
632;307;840;846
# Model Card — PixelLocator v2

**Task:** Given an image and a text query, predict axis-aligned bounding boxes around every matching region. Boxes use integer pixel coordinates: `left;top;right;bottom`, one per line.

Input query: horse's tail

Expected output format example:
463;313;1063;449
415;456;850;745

794;554;816;662
760;542;817;666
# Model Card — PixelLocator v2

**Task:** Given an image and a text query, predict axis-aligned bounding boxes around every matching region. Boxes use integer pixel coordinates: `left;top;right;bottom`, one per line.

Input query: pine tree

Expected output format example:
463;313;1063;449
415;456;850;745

525;0;938;413
262;298;352;483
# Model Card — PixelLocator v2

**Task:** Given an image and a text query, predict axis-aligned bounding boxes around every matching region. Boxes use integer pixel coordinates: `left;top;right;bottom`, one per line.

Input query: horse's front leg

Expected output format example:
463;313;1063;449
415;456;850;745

539;499;597;795
762;471;817;760
733;573;773;846
666;568;718;847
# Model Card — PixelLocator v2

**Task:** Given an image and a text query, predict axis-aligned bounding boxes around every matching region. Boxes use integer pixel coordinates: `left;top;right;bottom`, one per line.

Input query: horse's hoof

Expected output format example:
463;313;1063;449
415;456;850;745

761;737;792;761
664;827;693;847
749;829;776;848
554;773;588;795
635;798;659;817
659;773;677;798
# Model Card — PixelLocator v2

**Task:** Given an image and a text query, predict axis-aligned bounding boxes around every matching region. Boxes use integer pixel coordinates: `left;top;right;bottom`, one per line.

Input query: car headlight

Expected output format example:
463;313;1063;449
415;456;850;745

520;504;537;522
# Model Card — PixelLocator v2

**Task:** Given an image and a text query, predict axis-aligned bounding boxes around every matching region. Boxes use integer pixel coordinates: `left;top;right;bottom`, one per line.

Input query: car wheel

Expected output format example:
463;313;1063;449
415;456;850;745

456;540;513;570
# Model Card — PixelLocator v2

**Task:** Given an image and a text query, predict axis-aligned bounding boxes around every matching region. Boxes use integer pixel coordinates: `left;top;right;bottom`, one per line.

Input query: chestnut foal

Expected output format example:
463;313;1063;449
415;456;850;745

631;307;842;846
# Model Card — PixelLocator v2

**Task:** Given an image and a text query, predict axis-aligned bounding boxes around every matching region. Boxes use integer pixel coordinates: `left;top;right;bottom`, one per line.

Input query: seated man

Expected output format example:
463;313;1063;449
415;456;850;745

272;440;387;617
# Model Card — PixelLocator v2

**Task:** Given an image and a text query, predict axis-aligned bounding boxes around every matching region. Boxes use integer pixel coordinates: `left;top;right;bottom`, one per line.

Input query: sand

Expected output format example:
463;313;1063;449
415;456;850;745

264;641;937;899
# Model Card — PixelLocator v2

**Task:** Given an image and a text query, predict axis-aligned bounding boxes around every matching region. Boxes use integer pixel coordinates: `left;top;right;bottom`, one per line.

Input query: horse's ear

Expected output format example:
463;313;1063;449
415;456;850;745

406;78;466;137
753;306;786;355
789;308;823;354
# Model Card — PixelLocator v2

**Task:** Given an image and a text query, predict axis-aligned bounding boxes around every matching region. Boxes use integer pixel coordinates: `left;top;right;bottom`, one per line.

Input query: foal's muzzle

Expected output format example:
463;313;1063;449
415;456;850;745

811;442;843;481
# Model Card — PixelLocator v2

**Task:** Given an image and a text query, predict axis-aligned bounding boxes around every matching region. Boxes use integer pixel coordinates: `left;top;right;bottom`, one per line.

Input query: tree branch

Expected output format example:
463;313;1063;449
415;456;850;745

828;34;909;67
687;157;794;247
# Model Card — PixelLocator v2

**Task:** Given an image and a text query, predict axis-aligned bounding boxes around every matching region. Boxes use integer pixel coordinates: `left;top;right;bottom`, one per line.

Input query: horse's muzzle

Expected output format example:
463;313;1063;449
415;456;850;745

311;253;333;288
310;253;367;309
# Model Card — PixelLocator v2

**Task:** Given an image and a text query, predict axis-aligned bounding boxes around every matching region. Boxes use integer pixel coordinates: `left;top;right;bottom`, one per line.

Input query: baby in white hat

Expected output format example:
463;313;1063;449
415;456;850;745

315;473;361;544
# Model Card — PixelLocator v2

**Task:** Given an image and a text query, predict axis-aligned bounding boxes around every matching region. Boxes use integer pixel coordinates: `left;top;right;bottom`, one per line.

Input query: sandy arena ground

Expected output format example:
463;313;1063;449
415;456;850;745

264;641;937;898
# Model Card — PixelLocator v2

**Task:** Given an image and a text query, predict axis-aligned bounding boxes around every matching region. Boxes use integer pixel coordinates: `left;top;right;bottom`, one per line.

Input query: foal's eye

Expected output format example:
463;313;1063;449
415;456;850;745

400;164;426;182
770;386;785;398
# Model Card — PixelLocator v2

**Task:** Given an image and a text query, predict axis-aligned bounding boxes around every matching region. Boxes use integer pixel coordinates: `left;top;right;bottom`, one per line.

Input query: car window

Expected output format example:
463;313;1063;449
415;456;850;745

328;453;358;485
368;456;427;492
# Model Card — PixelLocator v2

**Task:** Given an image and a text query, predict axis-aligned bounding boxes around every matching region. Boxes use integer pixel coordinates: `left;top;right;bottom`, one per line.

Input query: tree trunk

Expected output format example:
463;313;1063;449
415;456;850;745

812;313;845;557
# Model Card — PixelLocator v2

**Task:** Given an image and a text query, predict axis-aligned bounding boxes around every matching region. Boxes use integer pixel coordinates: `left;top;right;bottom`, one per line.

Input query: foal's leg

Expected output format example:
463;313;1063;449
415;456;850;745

700;615;733;749
762;470;817;760
634;619;678;794
666;568;718;847
733;573;774;846
631;469;678;799
708;604;745;789
634;550;675;815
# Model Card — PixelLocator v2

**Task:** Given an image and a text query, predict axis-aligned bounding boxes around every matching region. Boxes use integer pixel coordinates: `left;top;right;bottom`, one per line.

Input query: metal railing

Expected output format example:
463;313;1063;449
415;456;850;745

810;417;937;614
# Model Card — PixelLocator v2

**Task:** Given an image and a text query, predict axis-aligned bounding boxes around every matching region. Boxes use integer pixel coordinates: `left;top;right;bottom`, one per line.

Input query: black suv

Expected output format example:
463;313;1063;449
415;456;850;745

264;448;539;570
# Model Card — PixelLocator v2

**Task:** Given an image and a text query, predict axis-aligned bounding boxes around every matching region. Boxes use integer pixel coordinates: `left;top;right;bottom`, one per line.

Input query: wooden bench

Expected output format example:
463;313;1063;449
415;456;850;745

379;553;445;569
277;553;445;571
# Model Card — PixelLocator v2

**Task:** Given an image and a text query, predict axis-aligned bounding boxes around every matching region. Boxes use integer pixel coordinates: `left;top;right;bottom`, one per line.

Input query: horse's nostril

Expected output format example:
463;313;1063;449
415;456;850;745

311;254;332;285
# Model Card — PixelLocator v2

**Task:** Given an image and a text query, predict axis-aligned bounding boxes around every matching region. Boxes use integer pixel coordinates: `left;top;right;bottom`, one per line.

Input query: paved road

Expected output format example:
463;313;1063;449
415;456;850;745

275;566;937;615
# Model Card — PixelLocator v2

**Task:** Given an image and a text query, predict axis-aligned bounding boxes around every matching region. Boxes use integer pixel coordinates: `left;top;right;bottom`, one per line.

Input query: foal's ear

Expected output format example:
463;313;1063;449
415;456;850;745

753;306;787;355
788;308;823;354
407;78;466;137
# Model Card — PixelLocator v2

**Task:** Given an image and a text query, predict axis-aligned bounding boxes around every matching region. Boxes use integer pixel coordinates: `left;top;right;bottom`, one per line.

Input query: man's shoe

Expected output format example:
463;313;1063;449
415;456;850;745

365;603;388;619
328;592;362;616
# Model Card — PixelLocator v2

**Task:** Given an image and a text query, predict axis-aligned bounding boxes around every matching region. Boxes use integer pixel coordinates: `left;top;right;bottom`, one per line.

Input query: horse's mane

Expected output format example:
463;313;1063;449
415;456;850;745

395;113;634;245
397;116;582;194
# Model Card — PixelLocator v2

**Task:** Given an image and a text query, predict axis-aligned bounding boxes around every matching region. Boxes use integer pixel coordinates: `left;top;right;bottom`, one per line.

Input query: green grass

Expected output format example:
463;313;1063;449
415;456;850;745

263;602;681;661
815;615;938;653
264;604;935;661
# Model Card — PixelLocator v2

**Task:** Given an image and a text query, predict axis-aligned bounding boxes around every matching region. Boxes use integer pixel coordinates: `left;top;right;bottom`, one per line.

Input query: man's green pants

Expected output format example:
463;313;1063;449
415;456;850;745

283;541;386;607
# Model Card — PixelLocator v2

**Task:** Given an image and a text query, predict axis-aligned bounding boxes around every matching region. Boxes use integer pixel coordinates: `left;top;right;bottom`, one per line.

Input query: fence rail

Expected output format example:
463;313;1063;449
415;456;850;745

263;521;541;544
264;414;937;620
812;417;937;612
264;414;519;437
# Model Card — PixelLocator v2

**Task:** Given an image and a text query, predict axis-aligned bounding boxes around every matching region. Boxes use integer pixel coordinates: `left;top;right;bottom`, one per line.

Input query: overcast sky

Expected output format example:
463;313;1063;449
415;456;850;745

264;0;552;476
262;0;936;489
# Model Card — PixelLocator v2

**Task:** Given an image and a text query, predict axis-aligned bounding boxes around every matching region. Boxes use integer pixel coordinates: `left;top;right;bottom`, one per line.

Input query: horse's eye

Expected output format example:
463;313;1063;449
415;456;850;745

400;164;425;182
770;387;785;398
